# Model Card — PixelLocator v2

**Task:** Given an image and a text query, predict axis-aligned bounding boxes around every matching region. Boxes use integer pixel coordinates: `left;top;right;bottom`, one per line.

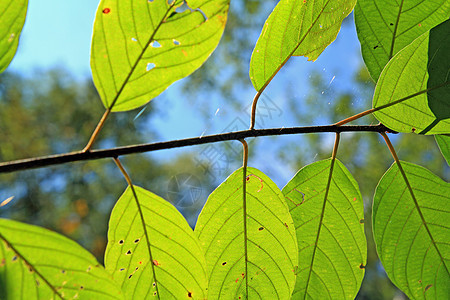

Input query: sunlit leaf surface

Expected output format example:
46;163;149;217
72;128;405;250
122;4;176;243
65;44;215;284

0;0;28;73
105;185;207;299
91;0;230;111
435;134;450;166
373;19;450;135
249;0;356;92
195;167;298;299
373;161;450;299
282;159;366;299
355;0;450;81
0;219;123;299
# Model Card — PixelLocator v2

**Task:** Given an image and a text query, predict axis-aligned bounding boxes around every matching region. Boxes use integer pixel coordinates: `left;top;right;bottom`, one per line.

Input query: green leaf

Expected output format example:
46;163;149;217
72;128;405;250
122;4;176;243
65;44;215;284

373;19;450;135
91;0;230;112
0;218;123;299
105;185;207;299
0;0;28;73
195;167;298;299
355;0;450;81
373;161;450;299
282;159;366;299
435;134;450;166
249;0;356;92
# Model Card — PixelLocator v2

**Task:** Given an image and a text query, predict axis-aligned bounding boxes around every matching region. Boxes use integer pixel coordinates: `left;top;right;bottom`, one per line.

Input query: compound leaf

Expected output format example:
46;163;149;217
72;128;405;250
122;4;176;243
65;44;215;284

373;19;450;135
435;134;450;166
282;159;366;299
373;161;450;299
91;0;230;112
195;167;298;299
105;185;207;299
355;0;450;81
249;0;356;92
0;218;123;299
0;0;28;73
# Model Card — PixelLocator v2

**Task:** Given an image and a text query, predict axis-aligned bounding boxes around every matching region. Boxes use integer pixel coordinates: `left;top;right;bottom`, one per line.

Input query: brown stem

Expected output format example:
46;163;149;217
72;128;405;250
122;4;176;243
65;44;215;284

83;109;111;152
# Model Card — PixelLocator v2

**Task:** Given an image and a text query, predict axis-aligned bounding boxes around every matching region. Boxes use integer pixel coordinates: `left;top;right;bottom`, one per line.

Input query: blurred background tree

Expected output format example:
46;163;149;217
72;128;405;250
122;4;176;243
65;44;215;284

0;1;448;299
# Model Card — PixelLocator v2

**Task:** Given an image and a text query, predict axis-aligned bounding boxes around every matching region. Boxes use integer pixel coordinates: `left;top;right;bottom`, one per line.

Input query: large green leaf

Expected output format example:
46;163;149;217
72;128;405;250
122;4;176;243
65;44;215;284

249;0;356;92
105;185;207;299
435;134;450;166
0;218;123;299
0;0;28;73
91;0;230;112
195;167;298;299
355;0;450;81
282;159;366;299
373;161;450;299
373;19;450;135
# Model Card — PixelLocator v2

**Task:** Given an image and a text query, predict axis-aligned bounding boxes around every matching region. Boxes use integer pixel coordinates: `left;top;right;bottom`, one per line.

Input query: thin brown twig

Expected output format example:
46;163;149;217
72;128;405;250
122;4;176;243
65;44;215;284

0;124;394;174
83;109;111;152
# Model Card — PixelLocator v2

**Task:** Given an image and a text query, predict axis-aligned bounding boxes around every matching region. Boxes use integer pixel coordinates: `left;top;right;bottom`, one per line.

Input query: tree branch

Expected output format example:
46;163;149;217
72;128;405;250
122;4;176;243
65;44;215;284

0;124;394;174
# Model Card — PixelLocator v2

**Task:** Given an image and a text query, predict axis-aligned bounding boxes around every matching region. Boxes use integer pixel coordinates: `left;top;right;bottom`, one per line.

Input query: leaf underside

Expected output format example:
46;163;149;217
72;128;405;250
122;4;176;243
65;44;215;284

0;0;28;73
435;134;450;166
0;218;123;299
282;159;366;299
249;0;356;92
91;0;230;112
373;19;450;135
104;185;207;299
373;161;450;299
195;167;298;299
355;0;450;81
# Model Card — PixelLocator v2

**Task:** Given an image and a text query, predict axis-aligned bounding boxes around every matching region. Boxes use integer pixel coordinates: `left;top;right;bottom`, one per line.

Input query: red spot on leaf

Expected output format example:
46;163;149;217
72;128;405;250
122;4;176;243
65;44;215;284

103;8;111;14
152;259;160;266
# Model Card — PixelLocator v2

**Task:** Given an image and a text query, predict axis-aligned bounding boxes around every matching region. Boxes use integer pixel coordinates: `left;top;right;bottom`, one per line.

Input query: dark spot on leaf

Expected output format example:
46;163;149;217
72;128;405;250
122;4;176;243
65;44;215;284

102;8;111;14
411;127;416;133
61;270;66;274
390;23;394;26
425;284;432;292
152;282;156;287
36;279;40;286
86;266;91;272
188;291;192;298
222;262;227;266
246;176;250;181
80;286;84;290
12;256;17;261
119;240;124;245
120;268;125;271
153;259;160;266
126;250;132;255
134;238;140;243
359;264;365;269
28;266;33;273
258;227;264;231
373;45;379;49
129;274;133;279
284;223;288;228
359;219;364;224
153;291;157;296
135;267;139;271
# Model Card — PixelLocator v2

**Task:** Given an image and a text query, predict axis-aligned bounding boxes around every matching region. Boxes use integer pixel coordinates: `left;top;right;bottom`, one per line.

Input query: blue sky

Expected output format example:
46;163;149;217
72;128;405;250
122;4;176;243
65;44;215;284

7;1;377;187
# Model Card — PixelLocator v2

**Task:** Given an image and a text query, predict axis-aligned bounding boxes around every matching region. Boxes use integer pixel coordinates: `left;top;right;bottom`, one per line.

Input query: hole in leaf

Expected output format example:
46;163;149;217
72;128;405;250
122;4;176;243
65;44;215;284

134;238;140;243
373;45;379;49
119;240;124;245
151;41;161;48
188;291;192;298
153;292;157;296
319;24;323;29
120;268;125;271
102;8;111;14
126;250;132;255
86;266;91;272
152;282;156;287
61;269;66;274
390;23;394;26
131;37;137;42
359;219;364;224
80;286;84;290
173;39;180;46
258;227;264;231
128;274;133;279
359;264;365;269
167;0;175;5
135;267;139;271
146;63;156;71
222;262;227;266
12;256;17;261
